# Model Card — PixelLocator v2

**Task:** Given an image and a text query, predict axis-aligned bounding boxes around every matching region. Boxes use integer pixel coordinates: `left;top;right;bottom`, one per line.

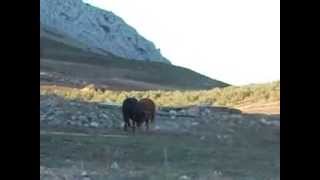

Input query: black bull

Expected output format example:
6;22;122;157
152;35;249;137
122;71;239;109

121;97;155;132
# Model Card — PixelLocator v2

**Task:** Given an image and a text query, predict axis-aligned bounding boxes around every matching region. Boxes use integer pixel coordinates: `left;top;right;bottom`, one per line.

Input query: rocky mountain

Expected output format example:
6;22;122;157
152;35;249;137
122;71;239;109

40;0;170;63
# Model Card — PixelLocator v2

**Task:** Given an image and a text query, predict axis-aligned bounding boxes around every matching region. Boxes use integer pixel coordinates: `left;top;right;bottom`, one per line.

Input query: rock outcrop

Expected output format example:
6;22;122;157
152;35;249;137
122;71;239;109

40;0;170;63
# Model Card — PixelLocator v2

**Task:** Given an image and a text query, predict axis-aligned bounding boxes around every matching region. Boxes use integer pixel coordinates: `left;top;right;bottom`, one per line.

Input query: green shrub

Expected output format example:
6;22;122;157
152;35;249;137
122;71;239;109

40;81;280;108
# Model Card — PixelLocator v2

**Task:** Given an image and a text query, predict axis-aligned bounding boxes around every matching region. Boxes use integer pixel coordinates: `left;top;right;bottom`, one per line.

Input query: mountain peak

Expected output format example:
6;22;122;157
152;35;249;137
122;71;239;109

40;0;170;64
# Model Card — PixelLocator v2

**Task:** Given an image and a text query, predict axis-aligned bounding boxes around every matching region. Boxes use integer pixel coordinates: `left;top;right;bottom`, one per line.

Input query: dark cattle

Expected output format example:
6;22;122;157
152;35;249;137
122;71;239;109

138;98;156;130
122;97;146;132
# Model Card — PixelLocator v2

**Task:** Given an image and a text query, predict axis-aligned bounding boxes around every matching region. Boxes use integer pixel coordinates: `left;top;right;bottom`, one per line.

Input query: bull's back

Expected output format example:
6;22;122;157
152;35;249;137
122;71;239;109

139;99;155;112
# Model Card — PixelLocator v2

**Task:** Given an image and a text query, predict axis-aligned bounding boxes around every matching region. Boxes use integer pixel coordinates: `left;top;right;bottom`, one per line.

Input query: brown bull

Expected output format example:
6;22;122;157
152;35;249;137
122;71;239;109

138;98;156;130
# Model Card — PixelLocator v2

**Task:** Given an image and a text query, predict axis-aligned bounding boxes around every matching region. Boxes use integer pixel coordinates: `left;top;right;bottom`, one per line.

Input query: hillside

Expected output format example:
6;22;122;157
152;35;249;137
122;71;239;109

40;0;230;91
40;32;229;91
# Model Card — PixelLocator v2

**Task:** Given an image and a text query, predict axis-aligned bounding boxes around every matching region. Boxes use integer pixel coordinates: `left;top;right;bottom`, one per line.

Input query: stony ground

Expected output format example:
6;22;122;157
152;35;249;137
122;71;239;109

40;95;280;180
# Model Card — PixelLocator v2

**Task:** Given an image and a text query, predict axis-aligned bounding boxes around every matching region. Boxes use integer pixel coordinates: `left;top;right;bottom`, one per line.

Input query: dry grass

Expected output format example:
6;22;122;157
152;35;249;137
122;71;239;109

41;120;280;180
40;81;280;113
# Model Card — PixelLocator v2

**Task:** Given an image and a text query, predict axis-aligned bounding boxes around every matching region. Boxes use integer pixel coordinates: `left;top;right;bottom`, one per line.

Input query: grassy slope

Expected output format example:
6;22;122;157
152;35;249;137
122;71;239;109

40;33;229;90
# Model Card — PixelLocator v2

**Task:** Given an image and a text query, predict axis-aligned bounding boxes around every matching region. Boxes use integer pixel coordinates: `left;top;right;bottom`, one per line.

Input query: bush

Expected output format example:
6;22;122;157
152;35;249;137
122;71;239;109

40;81;280;108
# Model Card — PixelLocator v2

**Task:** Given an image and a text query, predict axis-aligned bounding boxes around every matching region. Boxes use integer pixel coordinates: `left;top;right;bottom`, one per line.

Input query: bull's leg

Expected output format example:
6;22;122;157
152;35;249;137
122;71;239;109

127;119;132;127
132;121;136;134
151;112;155;123
145;120;149;131
124;123;127;131
123;115;129;131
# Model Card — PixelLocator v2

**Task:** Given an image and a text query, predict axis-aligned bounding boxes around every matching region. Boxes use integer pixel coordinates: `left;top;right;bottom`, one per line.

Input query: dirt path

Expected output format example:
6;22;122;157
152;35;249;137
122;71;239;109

40;130;129;138
236;101;280;114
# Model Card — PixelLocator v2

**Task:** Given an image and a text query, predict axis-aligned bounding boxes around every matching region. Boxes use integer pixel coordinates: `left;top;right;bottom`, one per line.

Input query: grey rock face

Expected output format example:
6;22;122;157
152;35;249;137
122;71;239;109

40;0;170;63
110;162;120;170
40;95;122;129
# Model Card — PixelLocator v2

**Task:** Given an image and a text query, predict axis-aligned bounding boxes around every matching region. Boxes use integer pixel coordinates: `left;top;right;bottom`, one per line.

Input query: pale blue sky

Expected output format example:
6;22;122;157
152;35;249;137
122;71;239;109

83;0;280;85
